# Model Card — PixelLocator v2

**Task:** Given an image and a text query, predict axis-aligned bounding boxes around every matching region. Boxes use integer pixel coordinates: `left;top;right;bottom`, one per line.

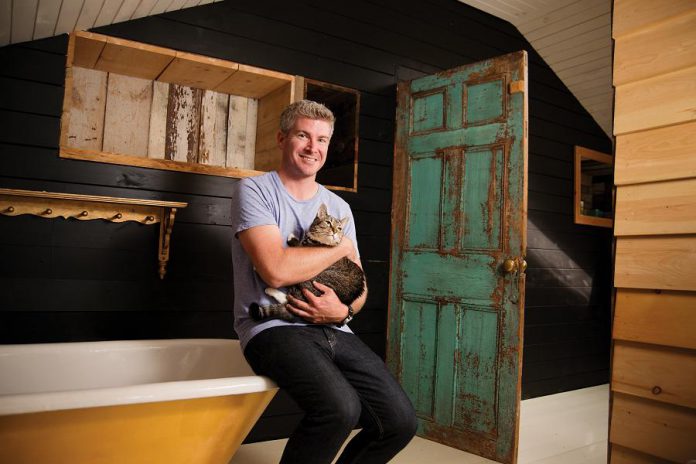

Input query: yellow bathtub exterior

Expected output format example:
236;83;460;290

0;390;276;464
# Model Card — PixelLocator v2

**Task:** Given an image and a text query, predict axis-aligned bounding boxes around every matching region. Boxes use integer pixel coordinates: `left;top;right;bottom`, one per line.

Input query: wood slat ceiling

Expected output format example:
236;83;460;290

0;0;613;137
0;0;222;45
460;0;613;136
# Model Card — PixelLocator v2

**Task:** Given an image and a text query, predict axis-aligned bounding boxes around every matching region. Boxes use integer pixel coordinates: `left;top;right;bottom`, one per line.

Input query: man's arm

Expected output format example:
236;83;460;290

238;224;355;288
286;257;368;325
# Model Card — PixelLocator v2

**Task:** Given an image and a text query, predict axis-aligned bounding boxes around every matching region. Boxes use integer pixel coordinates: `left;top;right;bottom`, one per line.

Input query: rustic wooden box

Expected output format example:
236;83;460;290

59;31;299;179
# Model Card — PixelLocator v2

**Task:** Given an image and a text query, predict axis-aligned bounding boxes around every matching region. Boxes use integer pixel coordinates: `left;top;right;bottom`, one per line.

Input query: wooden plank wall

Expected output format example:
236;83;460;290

610;0;696;461
0;0;611;441
67;67;257;169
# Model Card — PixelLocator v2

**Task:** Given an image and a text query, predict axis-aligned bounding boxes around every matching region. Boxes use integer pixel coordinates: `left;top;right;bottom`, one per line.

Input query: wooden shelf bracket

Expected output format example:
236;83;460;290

0;188;187;279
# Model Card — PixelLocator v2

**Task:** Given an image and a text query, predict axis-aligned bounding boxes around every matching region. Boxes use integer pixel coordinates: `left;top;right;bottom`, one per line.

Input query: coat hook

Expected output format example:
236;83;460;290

3;206;14;213
42;208;53;215
114;213;123;220
145;215;154;222
80;210;89;217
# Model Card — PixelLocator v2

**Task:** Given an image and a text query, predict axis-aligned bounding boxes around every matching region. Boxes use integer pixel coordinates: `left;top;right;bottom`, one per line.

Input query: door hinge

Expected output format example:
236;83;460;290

509;80;525;94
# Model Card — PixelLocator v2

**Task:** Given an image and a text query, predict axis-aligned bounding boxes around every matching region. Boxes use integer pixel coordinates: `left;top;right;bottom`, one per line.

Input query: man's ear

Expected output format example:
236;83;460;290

277;130;286;149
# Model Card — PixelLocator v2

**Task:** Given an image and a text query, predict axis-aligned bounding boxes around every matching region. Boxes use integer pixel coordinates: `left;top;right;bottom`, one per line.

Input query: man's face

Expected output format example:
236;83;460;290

278;116;332;179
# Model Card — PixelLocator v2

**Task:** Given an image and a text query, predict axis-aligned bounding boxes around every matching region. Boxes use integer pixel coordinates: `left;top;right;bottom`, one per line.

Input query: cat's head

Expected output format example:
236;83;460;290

306;204;349;246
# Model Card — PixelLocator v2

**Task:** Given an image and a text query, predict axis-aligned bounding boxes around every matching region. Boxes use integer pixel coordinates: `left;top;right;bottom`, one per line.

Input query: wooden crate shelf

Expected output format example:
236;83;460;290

60;31;297;179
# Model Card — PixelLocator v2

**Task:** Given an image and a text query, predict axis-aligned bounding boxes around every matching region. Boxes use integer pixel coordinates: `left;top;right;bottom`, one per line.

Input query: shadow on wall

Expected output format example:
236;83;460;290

522;212;613;397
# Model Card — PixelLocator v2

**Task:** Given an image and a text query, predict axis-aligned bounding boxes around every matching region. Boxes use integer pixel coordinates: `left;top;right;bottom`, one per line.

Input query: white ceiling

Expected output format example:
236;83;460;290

460;0;613;136
0;0;612;137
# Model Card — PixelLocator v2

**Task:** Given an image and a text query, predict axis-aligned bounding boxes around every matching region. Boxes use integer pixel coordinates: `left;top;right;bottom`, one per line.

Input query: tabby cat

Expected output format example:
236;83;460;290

249;203;366;323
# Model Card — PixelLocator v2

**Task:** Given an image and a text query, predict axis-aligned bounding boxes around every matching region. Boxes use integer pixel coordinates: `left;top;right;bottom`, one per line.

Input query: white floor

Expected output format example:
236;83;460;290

230;384;609;464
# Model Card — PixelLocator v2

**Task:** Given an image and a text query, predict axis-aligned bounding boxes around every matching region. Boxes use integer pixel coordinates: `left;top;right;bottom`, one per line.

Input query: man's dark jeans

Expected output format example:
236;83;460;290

244;325;417;464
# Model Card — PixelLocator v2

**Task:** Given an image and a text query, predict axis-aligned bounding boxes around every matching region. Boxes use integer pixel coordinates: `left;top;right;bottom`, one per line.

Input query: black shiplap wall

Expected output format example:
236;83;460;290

0;0;612;439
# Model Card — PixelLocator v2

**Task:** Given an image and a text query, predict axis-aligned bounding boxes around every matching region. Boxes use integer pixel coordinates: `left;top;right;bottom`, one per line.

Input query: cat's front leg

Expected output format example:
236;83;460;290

265;287;288;304
286;233;301;247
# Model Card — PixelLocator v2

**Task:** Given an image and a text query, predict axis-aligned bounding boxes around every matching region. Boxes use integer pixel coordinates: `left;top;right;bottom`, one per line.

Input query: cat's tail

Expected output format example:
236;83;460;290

249;303;263;321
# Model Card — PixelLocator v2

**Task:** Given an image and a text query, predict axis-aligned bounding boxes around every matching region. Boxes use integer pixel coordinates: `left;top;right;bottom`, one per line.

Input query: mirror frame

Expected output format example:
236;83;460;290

574;146;614;228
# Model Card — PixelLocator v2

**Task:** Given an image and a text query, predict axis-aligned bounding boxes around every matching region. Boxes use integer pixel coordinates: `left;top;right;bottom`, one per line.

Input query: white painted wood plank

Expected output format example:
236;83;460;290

522;0;608;37
54;0;87;35
33;0;62;39
537;29;611;58
166;0;188;13
75;0;104;31
103;73;153;157
199;90;229;166
557;56;612;82
148;81;169;160
93;0;123;28
226;95;255;169
113;0;143;23
66;67;108;150
547;46;610;73
183;0;202;8
245;98;258;166
148;0;172;15
11;0;38;43
132;0;160;19
0;0;11;46
532;14;610;50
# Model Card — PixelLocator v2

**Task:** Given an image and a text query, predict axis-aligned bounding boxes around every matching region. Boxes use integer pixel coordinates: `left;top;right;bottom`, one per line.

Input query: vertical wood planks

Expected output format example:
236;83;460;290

199;90;229;167
225;95;257;169
148;81;169;160
103;73;152;157
65;67;107;151
165;84;202;163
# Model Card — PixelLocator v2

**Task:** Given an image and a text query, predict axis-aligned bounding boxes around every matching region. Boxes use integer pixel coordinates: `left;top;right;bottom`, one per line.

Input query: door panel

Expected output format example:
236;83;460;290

389;51;527;464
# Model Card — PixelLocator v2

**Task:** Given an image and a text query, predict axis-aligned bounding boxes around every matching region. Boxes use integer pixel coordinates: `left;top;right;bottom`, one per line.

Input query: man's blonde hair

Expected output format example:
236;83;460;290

279;100;335;134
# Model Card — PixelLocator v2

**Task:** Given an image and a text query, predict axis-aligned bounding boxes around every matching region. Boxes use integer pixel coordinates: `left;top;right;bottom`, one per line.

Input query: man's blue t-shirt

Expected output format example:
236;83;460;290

230;171;360;350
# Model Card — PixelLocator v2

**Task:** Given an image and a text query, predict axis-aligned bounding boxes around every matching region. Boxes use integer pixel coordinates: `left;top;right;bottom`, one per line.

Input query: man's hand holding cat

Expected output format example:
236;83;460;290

286;281;348;325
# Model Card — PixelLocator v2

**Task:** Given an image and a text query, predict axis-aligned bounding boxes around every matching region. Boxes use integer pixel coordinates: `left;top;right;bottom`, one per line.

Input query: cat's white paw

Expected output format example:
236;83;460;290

265;287;288;304
287;233;298;244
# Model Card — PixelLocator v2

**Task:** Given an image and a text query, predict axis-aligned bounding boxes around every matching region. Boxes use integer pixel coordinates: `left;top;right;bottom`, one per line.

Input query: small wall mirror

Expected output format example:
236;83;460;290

574;146;614;228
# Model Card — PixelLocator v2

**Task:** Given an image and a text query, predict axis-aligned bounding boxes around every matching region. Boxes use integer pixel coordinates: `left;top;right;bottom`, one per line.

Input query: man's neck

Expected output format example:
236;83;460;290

277;170;319;201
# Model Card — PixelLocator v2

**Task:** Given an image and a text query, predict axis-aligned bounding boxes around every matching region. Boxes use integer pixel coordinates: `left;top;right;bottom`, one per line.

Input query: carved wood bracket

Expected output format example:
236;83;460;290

0;188;187;279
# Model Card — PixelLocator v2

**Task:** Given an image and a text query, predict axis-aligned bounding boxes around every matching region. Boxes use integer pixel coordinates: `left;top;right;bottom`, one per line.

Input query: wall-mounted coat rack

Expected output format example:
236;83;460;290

0;188;188;279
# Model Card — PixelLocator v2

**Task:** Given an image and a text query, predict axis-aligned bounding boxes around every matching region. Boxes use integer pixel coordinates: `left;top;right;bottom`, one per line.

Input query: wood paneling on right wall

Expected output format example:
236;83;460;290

611;0;696;462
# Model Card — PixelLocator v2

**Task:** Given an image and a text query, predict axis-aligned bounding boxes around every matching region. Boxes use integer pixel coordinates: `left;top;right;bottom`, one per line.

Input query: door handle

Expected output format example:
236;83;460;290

502;259;518;274
502;258;527;274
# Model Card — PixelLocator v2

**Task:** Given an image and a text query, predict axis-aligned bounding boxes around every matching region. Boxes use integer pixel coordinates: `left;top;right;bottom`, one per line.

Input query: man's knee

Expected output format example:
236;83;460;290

386;397;418;443
317;394;361;433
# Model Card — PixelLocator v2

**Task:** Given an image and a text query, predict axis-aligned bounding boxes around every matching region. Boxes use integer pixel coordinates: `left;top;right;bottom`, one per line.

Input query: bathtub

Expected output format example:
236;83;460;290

0;338;277;464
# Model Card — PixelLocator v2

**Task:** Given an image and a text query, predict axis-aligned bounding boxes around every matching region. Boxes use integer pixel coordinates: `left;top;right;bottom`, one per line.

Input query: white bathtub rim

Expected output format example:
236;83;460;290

0;376;278;416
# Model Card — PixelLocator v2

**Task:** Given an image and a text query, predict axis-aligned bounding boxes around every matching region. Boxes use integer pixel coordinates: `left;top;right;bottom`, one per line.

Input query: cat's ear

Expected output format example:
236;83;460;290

340;217;349;229
317;203;328;219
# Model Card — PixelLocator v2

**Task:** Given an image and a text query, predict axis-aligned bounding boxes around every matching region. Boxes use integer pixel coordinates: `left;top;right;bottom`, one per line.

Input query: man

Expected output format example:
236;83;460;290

230;100;416;463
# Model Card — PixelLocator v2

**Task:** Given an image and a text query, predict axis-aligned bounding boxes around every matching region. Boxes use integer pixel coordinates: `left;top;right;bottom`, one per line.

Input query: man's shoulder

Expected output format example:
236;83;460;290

240;171;276;188
318;184;352;212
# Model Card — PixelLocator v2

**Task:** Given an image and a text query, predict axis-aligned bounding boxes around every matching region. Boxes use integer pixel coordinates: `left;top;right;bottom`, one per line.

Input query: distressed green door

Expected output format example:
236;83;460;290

388;51;527;464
